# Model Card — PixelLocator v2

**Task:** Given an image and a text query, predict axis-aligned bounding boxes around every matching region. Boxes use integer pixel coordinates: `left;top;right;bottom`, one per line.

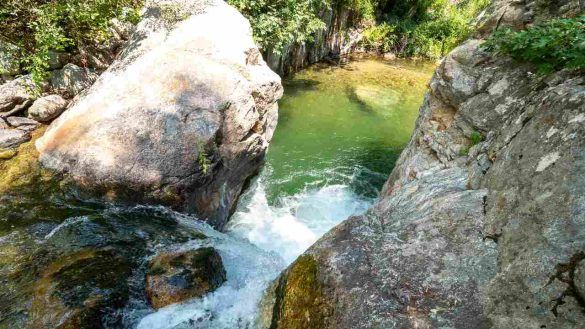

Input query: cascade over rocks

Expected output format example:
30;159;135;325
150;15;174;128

262;1;585;328
35;0;283;229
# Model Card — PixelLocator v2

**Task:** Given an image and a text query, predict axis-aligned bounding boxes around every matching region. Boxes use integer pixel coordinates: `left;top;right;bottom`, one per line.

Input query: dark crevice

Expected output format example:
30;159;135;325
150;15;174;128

483;232;501;244
546;252;585;317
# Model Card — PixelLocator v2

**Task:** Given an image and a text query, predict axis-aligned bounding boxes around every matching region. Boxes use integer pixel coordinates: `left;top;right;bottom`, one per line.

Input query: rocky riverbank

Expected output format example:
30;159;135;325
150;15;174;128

261;0;585;328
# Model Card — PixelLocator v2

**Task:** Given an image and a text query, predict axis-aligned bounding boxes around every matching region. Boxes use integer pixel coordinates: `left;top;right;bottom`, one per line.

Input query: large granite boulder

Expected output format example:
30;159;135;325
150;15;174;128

262;1;585;328
36;0;283;229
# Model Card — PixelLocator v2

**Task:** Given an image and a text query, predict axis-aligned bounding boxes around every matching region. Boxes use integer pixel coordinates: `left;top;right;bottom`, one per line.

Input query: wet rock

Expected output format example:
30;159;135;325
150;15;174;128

28;95;69;122
0;128;30;149
0;148;17;160
146;247;226;309
36;0;283;229
260;254;332;329
50;63;98;96
29;249;133;329
0;76;35;112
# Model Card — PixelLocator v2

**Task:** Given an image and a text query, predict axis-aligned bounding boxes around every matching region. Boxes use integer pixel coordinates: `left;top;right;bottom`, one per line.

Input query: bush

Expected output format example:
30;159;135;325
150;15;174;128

228;0;383;53
0;0;142;86
228;0;328;53
360;0;490;58
483;15;585;73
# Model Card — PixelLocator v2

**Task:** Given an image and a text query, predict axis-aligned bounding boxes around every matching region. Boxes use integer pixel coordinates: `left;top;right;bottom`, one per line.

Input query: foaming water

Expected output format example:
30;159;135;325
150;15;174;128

137;175;371;329
227;170;372;264
136;211;285;329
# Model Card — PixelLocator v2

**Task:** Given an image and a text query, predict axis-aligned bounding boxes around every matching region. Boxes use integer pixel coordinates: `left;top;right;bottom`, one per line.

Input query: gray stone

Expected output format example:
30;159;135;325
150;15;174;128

575;261;585;299
36;0;283;229
6;116;40;128
0;129;30;149
50;63;98;96
47;51;70;70
28;95;69;122
0;76;35;112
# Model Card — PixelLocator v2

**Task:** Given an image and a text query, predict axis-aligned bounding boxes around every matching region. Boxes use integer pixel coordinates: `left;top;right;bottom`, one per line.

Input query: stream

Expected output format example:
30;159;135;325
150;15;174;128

0;59;433;328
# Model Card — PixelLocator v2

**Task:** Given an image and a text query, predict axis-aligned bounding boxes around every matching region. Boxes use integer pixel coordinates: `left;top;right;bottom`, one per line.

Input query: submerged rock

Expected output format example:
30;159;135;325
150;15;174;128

146;247;226;309
36;0;283;229
264;1;585;328
28;95;69;122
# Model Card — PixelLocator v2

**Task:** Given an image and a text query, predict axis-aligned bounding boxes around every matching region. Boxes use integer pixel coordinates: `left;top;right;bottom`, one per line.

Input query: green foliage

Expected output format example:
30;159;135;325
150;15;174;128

459;130;484;156
361;23;396;52
483;15;585;73
361;0;490;58
197;142;211;175
0;0;142;86
469;131;484;145
228;0;328;53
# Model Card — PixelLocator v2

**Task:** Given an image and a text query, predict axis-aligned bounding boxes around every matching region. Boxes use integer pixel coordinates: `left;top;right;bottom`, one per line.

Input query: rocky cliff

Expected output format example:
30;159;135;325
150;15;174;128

264;6;362;76
262;0;585;328
35;0;283;229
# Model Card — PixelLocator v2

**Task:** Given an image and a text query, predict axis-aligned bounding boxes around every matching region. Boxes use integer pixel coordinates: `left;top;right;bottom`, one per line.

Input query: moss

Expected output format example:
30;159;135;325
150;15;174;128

0;148;18;160
270;254;332;329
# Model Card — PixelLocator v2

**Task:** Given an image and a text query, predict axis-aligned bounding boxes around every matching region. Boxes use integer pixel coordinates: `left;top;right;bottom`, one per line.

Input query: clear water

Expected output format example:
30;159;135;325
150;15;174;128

137;58;434;328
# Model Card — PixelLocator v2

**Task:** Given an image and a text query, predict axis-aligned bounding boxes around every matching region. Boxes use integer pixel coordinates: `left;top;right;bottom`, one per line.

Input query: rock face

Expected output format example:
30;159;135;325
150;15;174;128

146;247;227;309
265;7;362;75
263;1;585;328
36;0;283;229
28;95;69;122
50;63;98;96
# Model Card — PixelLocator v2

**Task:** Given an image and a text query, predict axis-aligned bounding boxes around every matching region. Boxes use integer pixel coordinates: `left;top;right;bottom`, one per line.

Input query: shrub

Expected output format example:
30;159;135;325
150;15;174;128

483;15;585;73
0;0;142;86
228;0;328;53
361;0;490;58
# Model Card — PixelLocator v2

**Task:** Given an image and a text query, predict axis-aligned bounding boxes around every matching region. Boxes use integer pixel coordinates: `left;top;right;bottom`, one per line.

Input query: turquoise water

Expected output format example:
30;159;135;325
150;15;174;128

263;58;435;201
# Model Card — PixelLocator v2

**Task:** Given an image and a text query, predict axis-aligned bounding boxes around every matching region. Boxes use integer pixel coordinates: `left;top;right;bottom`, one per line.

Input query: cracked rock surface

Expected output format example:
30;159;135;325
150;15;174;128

261;1;585;328
35;0;283;229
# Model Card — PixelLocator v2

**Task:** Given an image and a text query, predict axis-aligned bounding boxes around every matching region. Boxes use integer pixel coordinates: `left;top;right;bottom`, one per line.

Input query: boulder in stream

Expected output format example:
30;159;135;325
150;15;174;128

36;0;283;229
28;94;69;122
146;247;227;309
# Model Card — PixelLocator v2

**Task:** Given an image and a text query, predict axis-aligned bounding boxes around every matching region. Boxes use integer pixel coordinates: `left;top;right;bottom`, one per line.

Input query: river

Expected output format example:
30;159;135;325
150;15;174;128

0;59;433;328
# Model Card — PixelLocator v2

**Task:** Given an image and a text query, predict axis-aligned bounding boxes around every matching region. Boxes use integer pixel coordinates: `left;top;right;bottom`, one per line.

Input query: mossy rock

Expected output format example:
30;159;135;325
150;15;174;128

29;248;133;329
268;254;332;329
146;247;227;309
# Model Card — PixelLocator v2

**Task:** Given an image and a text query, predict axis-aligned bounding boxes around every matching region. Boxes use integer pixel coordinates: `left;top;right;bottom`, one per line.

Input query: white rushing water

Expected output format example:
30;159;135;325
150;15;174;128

137;171;373;329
